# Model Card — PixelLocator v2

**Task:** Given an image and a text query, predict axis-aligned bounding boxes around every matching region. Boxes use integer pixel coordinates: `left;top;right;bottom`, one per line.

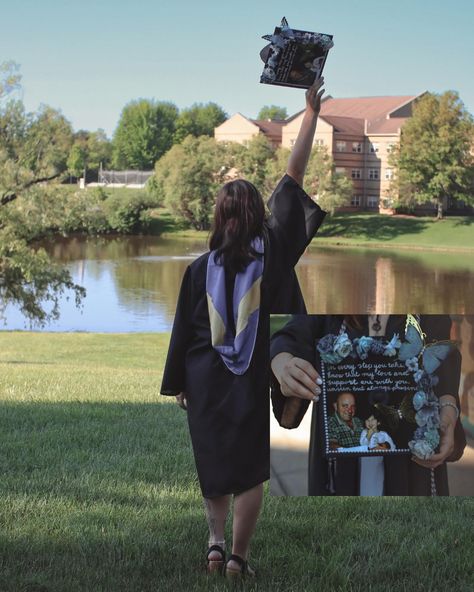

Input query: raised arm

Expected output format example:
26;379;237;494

286;76;325;186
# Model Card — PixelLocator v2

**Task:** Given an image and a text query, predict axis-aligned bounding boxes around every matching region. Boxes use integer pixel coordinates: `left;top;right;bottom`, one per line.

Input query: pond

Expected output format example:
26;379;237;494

2;235;474;332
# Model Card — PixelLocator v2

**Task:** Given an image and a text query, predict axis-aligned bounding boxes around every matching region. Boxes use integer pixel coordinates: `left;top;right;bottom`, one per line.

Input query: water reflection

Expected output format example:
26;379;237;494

300;246;474;314
2;236;474;331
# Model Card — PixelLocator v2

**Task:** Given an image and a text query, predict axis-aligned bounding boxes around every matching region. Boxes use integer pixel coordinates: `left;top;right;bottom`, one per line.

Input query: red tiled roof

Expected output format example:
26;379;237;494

251;119;284;142
320;115;365;135
366;118;408;134
320;96;417;120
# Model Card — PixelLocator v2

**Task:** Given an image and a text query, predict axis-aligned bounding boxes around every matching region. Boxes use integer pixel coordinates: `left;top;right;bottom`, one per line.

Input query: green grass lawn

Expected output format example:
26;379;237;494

148;209;210;239
315;213;474;251
151;210;474;252
1;333;473;592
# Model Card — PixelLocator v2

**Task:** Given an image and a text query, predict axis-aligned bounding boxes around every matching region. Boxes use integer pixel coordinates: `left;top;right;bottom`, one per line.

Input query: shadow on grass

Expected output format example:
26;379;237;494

0;400;201;590
0;401;194;495
1;401;474;591
148;212;190;236
1;360;54;365
319;214;431;240
452;216;474;227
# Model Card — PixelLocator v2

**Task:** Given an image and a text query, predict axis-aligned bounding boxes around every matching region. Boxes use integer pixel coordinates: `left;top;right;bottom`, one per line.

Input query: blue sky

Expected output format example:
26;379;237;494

2;0;473;137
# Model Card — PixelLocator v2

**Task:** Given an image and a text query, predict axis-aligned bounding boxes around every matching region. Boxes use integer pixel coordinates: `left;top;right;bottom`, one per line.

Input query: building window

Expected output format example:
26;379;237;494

368;169;379;180
387;143;396;153
351;169;362;179
314;138;324;146
385;168;393;180
335;167;345;175
367;195;379;208
370;142;379;153
350;195;361;207
336;141;346;152
352;142;362;153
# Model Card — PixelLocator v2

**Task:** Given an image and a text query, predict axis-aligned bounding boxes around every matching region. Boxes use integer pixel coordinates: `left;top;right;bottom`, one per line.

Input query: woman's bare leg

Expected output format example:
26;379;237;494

203;495;231;559
229;482;264;567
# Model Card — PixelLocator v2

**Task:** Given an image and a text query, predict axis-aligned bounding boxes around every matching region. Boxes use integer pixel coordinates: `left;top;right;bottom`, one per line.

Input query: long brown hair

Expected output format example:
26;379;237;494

209;179;266;272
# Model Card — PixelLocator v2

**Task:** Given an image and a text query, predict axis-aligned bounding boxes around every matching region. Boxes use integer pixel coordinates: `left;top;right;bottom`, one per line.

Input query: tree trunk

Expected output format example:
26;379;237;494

436;197;444;220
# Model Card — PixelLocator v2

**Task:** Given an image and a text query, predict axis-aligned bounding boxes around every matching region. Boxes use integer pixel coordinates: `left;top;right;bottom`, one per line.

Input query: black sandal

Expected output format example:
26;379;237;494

224;554;256;578
206;544;226;575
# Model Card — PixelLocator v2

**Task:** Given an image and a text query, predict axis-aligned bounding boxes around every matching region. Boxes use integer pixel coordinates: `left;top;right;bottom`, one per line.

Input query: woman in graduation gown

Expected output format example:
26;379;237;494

270;315;465;496
160;78;327;576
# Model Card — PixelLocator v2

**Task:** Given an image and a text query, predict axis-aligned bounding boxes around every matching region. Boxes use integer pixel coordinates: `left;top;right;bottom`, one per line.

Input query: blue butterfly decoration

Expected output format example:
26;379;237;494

262;17;295;48
398;320;453;374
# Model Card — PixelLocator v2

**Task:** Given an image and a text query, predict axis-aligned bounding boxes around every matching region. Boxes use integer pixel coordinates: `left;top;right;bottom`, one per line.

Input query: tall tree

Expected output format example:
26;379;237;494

153;136;227;230
67;129;112;179
390;91;474;218
0;65;85;325
257;105;288;120
112;99;178;169
173;102;227;143
0;60;21;98
263;146;291;195
304;146;352;215
233;134;275;193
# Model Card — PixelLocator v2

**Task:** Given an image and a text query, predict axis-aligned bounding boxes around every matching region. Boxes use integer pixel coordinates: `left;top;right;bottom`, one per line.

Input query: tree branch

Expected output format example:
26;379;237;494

1;171;62;206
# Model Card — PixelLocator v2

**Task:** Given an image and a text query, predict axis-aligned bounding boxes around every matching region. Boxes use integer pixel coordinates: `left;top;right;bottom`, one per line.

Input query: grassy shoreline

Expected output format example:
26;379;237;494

312;238;474;253
154;212;474;252
1;332;473;591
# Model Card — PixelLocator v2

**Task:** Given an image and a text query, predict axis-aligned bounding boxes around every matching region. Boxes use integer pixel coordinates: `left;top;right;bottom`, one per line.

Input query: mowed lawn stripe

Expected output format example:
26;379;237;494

0;332;473;591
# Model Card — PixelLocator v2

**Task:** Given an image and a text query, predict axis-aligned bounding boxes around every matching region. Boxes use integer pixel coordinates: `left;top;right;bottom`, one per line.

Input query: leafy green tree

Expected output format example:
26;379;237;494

304;146;352;215
390;91;474;218
0;66;85;325
67;129;112;179
173;102;227;143
257;105;288;120
153;136;227;230
233;134;275;193
263;146;291;195
67;141;87;178
0;60;21;98
87;129;112;171
112;99;178;169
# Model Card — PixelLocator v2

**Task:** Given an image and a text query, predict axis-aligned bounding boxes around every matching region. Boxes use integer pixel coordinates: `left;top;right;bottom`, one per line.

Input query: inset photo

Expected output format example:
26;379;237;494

270;314;474;496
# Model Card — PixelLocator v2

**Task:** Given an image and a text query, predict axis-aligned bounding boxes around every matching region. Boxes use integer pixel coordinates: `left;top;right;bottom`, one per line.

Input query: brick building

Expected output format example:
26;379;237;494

215;94;424;212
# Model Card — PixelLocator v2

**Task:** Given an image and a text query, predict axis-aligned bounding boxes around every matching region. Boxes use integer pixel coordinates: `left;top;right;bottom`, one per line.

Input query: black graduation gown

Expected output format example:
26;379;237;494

161;175;326;497
270;315;464;496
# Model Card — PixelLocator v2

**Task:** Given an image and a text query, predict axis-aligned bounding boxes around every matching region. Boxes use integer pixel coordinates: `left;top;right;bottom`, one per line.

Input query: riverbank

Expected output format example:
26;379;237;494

156;211;474;252
1;332;473;591
314;213;474;251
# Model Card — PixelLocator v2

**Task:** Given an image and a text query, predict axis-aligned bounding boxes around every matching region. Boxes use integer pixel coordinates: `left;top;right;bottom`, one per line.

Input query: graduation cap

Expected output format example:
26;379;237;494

260;17;334;89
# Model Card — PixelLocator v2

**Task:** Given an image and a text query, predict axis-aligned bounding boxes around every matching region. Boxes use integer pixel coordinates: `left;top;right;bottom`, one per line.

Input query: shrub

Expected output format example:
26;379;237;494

104;190;159;234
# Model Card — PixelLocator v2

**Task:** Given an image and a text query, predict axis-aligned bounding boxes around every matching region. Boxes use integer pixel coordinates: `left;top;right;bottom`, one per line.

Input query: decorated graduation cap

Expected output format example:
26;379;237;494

316;314;456;460
260;17;334;89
